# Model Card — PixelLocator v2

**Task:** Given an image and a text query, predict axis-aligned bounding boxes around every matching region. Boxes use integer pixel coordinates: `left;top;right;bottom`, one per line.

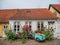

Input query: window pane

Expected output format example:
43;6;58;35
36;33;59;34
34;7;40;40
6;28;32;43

14;25;16;31
17;25;19;28
29;21;31;30
29;25;31;28
4;25;8;29
17;25;20;31
14;22;16;32
17;29;19;31
37;22;40;29
38;26;40;28
41;22;43;28
4;26;5;28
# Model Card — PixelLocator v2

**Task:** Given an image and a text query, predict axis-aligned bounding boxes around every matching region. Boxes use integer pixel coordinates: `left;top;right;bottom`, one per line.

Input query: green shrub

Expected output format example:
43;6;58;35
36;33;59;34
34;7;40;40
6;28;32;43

20;28;28;43
4;30;16;40
21;28;28;39
42;29;53;40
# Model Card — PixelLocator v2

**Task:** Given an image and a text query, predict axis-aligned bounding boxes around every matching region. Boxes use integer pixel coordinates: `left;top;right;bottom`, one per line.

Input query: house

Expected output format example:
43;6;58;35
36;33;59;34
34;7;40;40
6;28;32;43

0;8;58;38
49;4;60;18
49;4;60;39
0;9;19;37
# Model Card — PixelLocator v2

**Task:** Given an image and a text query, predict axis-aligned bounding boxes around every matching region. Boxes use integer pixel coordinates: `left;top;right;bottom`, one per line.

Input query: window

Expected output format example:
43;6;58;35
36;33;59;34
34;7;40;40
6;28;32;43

3;25;8;32
29;22;31;30
25;21;32;30
48;21;54;24
37;22;40;29
14;22;20;32
41;22;43;28
4;25;6;28
17;22;20;31
14;25;16;31
4;25;8;29
14;22;16;31
37;22;44;31
41;22;44;31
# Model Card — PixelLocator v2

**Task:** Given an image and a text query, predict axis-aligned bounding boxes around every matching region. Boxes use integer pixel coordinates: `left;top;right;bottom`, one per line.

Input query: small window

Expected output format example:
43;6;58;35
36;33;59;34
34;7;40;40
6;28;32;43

29;22;31;30
41;22;43;28
14;22;16;31
4;25;8;29
4;25;6;28
14;28;16;31
48;21;54;24
17;25;20;31
37;22;40;29
14;22;20;32
14;25;16;28
14;25;16;31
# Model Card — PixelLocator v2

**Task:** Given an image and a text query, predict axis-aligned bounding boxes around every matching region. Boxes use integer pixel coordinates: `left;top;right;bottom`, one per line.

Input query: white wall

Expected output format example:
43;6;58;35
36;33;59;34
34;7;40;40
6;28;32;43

9;20;52;32
9;19;60;39
54;20;60;39
9;20;37;32
31;21;37;32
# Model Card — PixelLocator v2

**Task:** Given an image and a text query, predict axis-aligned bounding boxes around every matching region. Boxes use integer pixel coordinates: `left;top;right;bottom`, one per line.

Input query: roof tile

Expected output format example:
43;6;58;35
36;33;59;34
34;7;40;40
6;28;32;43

11;8;58;20
0;8;58;22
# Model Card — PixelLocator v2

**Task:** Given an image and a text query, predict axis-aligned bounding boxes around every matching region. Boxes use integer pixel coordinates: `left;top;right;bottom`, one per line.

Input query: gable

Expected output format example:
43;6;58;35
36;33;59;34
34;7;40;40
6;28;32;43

49;4;60;13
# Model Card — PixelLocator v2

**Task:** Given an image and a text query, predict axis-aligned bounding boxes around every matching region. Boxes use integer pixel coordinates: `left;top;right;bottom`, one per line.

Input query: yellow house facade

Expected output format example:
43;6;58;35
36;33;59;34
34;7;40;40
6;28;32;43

49;4;60;18
0;23;3;37
0;23;9;37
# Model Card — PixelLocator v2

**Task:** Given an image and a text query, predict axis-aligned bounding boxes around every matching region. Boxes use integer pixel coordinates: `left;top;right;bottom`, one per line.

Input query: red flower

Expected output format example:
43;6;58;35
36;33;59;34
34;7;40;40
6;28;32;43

24;25;31;31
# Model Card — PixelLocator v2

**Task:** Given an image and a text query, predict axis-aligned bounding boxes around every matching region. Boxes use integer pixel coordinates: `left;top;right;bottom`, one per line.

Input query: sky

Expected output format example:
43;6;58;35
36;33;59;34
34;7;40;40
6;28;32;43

0;0;60;9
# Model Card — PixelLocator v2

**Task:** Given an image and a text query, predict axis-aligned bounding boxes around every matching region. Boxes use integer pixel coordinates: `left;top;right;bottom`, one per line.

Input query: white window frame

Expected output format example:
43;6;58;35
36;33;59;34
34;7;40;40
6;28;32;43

14;21;20;33
37;21;44;31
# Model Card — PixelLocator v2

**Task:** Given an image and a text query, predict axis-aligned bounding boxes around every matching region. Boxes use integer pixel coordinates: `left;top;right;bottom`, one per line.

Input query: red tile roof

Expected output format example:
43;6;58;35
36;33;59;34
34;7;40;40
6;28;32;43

10;8;58;20
0;9;18;22
50;4;60;13
0;8;58;22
